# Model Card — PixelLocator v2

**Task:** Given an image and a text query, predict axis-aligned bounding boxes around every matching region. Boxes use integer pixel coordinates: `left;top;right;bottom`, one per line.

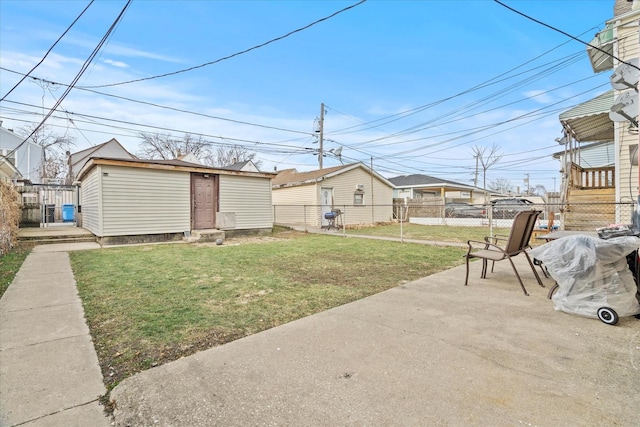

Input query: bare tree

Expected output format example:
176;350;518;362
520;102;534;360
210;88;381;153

489;177;513;194
472;144;502;202
137;132;212;161
137;132;261;169
204;145;262;169
529;184;547;196
20;124;75;181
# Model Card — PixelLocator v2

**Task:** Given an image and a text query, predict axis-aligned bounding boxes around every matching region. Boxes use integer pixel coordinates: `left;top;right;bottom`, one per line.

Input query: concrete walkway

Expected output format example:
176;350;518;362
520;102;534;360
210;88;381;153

0;244;109;426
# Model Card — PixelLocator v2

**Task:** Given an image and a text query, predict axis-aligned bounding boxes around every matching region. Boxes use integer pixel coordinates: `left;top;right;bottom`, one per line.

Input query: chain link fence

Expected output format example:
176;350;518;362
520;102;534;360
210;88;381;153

274;200;638;242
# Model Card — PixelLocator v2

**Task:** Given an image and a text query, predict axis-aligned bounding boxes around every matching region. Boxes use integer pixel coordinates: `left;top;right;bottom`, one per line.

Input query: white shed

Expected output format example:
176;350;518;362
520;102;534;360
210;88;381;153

76;157;275;244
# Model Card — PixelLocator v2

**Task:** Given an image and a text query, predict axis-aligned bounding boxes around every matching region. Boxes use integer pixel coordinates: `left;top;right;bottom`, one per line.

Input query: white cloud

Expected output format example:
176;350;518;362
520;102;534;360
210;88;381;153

102;59;129;69
523;90;553;104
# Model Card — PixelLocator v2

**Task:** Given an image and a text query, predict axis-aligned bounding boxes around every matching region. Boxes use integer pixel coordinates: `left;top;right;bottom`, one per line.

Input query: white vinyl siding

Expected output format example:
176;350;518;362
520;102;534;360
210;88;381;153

219;175;273;229
79;166;101;235
100;165;190;236
272;184;317;225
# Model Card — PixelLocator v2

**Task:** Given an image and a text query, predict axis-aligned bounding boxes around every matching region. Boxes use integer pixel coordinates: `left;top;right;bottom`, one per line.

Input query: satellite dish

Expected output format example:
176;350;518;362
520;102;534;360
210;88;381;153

334;147;342;157
609;90;638;126
610;58;639;90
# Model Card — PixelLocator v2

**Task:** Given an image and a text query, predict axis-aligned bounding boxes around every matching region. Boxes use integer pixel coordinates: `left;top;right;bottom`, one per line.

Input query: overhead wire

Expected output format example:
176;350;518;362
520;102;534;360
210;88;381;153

0;0;95;102
325;24;601;136
1;0;132;166
79;0;368;89
1;67;316;137
493;0;640;71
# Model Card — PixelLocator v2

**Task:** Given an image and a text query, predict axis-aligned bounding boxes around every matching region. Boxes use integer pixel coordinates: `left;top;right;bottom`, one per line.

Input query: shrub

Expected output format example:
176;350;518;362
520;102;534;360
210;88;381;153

0;180;20;256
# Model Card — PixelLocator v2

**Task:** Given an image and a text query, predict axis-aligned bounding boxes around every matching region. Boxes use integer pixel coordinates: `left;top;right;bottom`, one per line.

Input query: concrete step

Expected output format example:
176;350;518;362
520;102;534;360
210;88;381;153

19;237;97;245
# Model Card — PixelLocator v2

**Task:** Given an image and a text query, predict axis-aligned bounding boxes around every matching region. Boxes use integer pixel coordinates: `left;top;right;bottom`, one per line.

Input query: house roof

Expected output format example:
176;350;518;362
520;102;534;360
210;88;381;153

388;174;481;192
551;140;613;159
225;160;259;172
0;154;21;181
272;163;394;188
70;138;136;171
559;90;614;142
76;157;276;181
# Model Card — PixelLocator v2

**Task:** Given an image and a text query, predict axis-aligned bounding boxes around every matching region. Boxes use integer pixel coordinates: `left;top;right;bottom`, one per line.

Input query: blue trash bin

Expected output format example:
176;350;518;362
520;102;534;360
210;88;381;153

62;204;75;222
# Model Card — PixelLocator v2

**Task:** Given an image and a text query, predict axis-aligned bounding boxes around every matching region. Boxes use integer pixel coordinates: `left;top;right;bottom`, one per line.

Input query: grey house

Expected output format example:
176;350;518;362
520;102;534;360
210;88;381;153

0;125;43;183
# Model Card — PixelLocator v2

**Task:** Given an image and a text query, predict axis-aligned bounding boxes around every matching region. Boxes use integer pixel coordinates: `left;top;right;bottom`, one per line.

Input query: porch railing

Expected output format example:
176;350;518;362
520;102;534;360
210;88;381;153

570;163;614;190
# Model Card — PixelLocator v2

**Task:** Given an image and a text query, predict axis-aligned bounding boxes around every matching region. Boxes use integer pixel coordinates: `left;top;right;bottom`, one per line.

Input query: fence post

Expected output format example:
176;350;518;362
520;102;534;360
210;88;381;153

400;204;404;243
488;204;494;237
304;205;307;232
341;205;346;236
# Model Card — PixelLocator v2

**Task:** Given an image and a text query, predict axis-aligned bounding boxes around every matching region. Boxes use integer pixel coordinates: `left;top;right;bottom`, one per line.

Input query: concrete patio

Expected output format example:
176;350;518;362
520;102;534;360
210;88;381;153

110;254;640;426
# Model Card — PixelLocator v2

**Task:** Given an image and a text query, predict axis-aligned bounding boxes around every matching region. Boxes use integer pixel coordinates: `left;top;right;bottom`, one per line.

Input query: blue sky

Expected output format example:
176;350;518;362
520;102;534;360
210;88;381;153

0;0;616;193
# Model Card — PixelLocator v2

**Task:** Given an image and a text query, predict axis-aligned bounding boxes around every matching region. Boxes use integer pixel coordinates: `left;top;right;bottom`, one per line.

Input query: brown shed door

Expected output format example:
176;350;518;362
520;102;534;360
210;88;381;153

192;174;216;229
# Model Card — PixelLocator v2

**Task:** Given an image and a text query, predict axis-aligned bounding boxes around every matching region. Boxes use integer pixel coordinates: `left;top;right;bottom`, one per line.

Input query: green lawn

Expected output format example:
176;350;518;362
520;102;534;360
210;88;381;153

0;245;32;298
69;231;467;389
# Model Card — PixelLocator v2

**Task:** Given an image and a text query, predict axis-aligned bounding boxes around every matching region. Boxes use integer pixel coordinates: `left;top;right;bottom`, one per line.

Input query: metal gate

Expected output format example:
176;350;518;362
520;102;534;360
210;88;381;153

15;183;79;227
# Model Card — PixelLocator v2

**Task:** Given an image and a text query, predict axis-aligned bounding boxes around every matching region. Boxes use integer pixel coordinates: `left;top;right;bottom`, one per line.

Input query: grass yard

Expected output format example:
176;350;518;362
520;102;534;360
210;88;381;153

0;244;32;298
70;230;466;389
346;223;510;242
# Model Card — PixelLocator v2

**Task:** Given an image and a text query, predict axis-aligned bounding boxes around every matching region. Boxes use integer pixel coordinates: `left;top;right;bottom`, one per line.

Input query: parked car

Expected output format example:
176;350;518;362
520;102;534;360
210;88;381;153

490;198;538;219
445;202;487;218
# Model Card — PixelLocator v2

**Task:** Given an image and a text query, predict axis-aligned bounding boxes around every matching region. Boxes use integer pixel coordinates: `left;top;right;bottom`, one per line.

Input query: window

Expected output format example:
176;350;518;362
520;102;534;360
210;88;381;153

354;192;364;205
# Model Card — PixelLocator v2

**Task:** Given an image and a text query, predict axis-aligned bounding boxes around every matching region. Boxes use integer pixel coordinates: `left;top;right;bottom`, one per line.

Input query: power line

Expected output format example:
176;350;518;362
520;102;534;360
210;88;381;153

0;67;316;137
0;101;322;155
79;0;368;89
0;0;132;166
325;24;600;137
494;0;640;71
0;0;95;102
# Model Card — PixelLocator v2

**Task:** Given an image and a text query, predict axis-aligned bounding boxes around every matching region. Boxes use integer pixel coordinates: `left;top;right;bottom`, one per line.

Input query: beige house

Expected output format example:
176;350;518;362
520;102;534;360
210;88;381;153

557;0;639;229
272;163;395;227
76;157;275;244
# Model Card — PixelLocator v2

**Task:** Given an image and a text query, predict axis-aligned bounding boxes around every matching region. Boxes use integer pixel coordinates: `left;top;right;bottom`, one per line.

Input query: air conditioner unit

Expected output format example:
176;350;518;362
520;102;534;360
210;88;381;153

355;184;365;191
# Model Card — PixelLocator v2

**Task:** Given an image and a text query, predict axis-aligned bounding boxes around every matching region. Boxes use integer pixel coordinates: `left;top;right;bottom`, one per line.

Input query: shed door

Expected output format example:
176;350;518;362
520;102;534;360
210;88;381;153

192;174;217;229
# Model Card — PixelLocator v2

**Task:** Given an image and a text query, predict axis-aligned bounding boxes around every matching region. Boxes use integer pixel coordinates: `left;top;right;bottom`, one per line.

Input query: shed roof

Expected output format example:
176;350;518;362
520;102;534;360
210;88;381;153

76;157;276;181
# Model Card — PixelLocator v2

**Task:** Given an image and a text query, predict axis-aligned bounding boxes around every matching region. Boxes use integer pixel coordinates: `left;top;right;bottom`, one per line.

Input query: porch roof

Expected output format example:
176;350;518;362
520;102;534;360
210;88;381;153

559;90;614;142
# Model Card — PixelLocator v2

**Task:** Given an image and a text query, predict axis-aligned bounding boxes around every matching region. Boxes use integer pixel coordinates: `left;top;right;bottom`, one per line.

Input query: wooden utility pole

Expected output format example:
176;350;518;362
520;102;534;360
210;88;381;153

318;103;325;169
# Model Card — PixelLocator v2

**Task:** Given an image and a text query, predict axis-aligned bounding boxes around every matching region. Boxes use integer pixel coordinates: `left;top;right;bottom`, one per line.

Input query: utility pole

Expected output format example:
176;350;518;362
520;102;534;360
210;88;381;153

318;103;325;169
474;154;479;187
524;173;530;194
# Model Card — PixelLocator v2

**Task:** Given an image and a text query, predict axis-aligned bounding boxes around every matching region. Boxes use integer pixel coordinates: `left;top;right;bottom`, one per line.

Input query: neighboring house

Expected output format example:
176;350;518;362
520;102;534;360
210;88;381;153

556;0;639;228
552;140;615;170
177;153;202;164
0;154;21;182
76;157;275;244
67;138;135;183
0;124;43;183
272;162;395;227
389;174;492;204
225;160;261;172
